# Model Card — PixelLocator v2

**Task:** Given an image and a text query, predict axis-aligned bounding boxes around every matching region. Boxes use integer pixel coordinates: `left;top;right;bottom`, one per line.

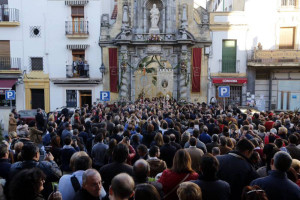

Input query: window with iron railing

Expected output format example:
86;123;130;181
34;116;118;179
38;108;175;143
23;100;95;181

30;57;43;71
281;0;296;6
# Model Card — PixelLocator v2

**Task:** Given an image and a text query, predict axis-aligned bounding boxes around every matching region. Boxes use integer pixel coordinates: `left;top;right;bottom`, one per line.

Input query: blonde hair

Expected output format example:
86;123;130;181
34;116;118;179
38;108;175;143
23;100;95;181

69;151;91;171
177;182;202;200
278;127;287;135
291;159;300;172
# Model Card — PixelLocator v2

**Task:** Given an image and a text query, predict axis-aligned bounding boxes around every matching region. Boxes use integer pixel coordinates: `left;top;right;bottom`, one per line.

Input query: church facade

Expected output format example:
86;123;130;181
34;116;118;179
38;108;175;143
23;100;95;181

99;0;211;103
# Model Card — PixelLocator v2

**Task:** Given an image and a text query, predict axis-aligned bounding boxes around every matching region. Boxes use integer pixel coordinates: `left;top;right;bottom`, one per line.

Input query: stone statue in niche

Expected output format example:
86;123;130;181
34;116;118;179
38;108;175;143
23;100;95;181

149;4;160;34
122;5;129;28
181;4;188;29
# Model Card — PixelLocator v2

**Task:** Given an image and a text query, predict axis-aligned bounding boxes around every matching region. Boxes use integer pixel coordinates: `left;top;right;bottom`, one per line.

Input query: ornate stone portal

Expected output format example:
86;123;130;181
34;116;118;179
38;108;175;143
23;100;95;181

100;0;211;102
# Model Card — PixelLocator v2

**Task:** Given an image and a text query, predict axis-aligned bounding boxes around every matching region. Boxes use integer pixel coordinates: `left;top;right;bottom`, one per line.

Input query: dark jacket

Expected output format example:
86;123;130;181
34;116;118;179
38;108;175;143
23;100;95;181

191;175;230;200
35;112;45;131
142;131;156;148
74;188;99;200
164;129;180;143
99;162;133;192
60;146;79;172
160;143;177;168
206;141;219;153
0;159;11;180
9;160;62;199
216;151;259;200
251;170;300;200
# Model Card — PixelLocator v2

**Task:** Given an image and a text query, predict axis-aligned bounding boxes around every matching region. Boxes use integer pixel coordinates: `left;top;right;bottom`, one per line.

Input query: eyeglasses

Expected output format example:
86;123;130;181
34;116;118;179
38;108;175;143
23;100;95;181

246;189;264;195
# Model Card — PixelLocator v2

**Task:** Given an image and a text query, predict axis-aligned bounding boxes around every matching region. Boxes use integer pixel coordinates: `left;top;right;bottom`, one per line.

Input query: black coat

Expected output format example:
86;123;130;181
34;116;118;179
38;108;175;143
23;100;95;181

74;188;99;200
0;159;11;180
160;143;177;168
216;151;259;200
99;162;133;193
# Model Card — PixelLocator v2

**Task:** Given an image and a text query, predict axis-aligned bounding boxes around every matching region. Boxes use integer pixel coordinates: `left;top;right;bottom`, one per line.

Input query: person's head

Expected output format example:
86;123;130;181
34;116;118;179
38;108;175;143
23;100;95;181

172;149;193;173
10;168;46;200
212;147;220;156
149;145;160;158
163;135;170;144
274;138;284;148
137;144;148;158
193;129;200;138
134;183;160;200
177;182;202;200
133;159;150;183
95;133;104;143
154;132;164;147
64;136;72;145
109;173;135;200
288;134;298;145
0;143;9;159
189;137;197;147
51;135;61;148
291;159;300;173
82;169;102;197
200;153;219;179
241;185;268;200
170;134;176;142
271;151;292;172
236;139;255;159
70;151;92;172
8;131;17;139
21;142;40;161
278;127;287;135
113;143;129;163
212;134;218;143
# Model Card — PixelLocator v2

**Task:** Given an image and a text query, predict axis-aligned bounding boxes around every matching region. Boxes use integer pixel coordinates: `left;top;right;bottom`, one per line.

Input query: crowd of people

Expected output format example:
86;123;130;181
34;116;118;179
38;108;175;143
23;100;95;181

1;99;300;200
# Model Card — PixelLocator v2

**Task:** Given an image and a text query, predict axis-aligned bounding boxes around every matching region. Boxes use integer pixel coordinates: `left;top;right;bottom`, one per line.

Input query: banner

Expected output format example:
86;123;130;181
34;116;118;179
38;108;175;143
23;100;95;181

192;48;202;92
109;48;118;93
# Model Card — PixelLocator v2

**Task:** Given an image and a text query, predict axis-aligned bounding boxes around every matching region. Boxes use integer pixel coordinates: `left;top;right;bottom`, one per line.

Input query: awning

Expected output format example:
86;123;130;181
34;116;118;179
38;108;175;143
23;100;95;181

0;79;17;89
212;78;247;84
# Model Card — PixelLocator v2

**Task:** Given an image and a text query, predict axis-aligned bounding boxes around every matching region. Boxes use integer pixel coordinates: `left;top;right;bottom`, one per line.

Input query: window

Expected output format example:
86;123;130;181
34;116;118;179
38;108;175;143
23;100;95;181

71;6;84;17
0;85;15;107
279;27;295;49
31;57;43;71
66;90;77;107
222;40;237;73
281;0;296;6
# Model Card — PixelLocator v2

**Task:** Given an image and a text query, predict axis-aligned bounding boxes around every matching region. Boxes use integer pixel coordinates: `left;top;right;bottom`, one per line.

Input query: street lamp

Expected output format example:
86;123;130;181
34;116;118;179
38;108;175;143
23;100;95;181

99;63;106;77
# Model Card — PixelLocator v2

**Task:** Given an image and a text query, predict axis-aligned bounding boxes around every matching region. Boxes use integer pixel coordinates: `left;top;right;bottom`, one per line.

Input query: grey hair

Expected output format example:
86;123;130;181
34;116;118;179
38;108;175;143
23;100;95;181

273;151;292;172
212;147;220;155
82;169;101;185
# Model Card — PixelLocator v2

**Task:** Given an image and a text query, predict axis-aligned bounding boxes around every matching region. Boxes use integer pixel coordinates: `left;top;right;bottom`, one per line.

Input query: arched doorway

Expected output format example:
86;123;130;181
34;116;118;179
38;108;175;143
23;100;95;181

134;55;173;101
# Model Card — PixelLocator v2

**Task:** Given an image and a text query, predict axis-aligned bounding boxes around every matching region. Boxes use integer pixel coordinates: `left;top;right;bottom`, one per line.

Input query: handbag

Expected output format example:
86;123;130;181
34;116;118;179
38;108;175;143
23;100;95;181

163;173;190;199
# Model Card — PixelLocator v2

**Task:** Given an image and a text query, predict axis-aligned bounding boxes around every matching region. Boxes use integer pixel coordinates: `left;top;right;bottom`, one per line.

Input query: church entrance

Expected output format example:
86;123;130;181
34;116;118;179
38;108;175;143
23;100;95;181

134;55;173;101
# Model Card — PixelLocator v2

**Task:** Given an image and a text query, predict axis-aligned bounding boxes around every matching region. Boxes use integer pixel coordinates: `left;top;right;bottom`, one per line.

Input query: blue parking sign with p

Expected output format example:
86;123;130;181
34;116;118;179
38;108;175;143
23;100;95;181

218;86;230;98
100;91;110;101
5;90;15;100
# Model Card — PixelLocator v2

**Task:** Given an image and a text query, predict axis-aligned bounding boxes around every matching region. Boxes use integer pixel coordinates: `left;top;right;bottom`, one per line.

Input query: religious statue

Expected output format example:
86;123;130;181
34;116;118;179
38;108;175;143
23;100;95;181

149;4;160;34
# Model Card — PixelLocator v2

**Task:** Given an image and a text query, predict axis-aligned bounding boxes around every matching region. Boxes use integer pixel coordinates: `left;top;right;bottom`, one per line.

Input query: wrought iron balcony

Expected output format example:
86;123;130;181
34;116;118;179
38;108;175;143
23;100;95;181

65;21;89;38
0;57;21;70
247;49;300;65
66;64;89;78
0;8;19;23
218;58;240;73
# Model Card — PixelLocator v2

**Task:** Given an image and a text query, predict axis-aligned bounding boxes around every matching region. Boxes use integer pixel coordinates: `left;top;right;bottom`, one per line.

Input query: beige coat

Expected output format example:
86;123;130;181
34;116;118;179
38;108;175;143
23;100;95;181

29;127;43;144
8;117;17;133
186;146;204;173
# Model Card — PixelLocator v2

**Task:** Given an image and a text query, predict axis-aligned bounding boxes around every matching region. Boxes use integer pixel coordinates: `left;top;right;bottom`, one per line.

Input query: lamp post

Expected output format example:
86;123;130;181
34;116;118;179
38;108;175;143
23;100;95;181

99;63;106;78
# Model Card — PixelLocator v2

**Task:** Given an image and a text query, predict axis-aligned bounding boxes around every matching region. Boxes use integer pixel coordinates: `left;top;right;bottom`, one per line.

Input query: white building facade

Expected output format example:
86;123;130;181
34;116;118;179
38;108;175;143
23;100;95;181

207;0;300;111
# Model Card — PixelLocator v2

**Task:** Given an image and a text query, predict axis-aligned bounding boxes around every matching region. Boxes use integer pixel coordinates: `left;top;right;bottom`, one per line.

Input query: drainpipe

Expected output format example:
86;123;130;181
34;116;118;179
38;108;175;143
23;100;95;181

269;71;272;110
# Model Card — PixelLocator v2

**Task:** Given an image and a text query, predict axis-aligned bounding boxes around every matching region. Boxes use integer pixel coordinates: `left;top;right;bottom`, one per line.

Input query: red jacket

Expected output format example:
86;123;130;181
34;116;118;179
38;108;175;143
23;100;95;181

158;169;198;200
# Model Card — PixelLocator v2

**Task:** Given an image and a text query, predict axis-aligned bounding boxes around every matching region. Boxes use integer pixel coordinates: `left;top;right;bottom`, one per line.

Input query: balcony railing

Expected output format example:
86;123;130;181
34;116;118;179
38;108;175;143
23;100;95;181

0;8;19;22
66;64;89;78
65;21;89;35
219;58;240;73
248;49;300;64
0;57;21;70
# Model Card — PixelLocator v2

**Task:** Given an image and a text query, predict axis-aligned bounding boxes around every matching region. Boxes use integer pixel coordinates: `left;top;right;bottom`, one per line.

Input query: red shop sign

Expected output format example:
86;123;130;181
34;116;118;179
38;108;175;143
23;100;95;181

212;78;247;84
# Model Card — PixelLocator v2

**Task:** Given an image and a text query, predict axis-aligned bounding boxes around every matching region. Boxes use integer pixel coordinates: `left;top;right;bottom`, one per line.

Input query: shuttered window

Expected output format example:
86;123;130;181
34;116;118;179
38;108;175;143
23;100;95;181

0;40;10;57
71;6;84;17
279;27;295;49
222;40;236;73
31;57;43;71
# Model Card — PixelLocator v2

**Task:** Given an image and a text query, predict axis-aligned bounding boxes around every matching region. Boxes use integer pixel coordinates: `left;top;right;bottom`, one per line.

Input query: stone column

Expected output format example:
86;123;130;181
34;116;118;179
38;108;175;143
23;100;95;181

179;46;189;101
119;46;130;101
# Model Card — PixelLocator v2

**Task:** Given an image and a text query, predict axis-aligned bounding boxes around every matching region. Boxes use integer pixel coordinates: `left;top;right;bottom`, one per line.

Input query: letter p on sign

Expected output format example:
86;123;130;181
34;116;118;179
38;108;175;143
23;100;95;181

100;91;110;101
218;86;230;98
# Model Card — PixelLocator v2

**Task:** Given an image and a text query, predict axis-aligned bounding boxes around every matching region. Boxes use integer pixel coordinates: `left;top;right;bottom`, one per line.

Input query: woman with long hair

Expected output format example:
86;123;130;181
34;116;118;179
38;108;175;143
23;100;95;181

151;132;164;148
158;149;198;200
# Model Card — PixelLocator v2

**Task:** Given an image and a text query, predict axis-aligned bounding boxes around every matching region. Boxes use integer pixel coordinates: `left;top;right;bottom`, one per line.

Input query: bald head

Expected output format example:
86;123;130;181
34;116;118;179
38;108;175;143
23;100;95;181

110;173;135;199
133;159;150;182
